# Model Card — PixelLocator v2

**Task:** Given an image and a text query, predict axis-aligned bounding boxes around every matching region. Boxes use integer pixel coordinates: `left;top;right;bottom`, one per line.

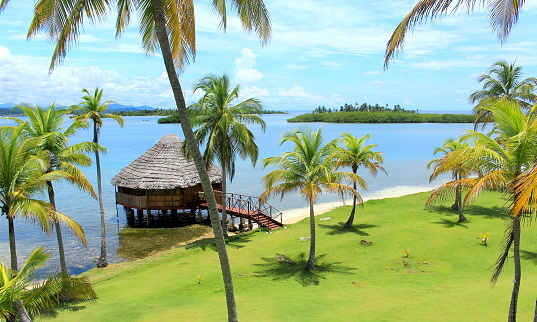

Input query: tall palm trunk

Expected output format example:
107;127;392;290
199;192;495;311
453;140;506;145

93;122;107;268
344;179;358;228
5;211;31;322
221;167;228;238
305;199;316;271
509;215;521;322
7;213;17;272
47;181;67;274
150;0;237;320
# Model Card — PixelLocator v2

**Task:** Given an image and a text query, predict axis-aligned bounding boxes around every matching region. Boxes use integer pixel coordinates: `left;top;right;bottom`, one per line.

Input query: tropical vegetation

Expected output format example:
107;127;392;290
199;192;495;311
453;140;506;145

0;247;96;321
335;133;386;228
73;88;124;268
287;112;476;123
189;74;266;237
469;60;537;125
424;99;537;320
314;103;416;114
0;125;86;273
426;137;472;222
9;104;97;274
262;127;359;270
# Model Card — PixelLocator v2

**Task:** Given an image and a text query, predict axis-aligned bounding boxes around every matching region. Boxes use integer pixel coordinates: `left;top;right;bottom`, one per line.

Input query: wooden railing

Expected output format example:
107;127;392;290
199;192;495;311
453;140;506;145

203;191;283;224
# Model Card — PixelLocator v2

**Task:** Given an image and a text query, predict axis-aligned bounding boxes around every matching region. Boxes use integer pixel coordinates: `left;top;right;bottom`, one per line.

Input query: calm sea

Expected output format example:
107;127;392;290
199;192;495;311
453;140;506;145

0;112;475;274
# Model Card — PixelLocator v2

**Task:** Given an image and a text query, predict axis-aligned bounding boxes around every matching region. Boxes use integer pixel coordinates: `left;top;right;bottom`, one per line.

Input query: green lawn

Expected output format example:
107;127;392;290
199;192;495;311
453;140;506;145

44;191;537;321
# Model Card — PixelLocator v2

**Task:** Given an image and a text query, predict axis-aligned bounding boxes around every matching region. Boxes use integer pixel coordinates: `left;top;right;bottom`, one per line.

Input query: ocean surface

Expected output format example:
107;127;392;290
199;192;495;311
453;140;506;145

0;112;476;274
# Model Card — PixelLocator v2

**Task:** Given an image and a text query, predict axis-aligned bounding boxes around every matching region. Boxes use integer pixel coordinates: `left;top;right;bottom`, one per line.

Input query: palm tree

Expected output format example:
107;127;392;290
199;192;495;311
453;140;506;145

261;127;359;271
24;1;271;319
189;74;266;236
10;103;97;274
384;1;527;69
0;126;86;273
335;133;385;228
424;99;537;320
426;137;471;221
72;88;124;268
469;60;537;107
468;60;537;125
0;247;96;321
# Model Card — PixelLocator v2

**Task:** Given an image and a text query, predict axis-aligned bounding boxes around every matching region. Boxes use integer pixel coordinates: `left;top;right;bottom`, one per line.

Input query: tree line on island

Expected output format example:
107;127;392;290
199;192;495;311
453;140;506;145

290;102;476;124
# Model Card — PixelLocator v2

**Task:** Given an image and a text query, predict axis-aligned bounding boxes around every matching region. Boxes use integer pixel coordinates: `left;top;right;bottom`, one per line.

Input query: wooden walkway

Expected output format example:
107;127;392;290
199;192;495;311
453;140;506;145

200;192;283;230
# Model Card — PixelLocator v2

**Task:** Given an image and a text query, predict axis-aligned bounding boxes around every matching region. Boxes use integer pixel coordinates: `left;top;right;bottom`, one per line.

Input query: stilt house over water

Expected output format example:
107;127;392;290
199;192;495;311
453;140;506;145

111;134;222;226
112;133;284;229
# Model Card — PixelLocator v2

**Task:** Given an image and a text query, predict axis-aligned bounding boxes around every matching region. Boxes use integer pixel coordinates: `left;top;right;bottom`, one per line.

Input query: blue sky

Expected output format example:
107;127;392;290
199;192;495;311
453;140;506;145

2;1;537;112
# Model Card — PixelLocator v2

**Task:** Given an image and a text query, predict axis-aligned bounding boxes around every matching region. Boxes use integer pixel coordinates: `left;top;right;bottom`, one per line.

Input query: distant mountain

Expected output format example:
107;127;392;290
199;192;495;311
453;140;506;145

0;103;15;109
107;103;156;112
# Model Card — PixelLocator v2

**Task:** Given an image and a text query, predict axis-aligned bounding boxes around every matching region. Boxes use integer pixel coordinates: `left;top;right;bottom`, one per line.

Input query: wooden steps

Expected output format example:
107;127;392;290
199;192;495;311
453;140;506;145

200;202;284;230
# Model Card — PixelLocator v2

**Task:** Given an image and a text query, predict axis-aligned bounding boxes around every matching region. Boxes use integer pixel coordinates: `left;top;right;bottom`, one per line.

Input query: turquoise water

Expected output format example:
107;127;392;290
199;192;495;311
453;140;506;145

0;113;475;274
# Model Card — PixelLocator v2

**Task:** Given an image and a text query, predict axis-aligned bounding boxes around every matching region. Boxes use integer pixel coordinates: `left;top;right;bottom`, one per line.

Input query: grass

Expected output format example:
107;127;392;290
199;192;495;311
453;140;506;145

42;191;537;321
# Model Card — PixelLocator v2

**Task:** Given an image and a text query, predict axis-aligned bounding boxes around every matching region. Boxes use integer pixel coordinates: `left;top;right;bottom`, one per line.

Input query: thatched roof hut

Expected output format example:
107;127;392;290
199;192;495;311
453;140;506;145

111;134;222;210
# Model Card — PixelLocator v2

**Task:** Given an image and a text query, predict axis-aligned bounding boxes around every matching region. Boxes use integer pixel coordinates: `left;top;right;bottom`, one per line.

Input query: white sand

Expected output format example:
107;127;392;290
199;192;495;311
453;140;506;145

281;185;435;224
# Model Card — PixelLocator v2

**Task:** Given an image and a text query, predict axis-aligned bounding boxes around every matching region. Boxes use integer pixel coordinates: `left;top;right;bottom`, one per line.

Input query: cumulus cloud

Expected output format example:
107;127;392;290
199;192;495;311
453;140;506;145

234;48;263;83
240;85;269;98
279;84;319;99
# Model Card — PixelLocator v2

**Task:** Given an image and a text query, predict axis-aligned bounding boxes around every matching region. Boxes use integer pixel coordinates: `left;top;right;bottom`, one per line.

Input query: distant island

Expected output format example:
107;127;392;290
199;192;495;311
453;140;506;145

158;109;287;124
288;103;476;123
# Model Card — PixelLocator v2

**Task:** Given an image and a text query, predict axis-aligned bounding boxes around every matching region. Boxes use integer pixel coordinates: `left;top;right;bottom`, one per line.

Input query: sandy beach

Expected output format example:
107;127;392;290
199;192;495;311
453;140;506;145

281;185;435;224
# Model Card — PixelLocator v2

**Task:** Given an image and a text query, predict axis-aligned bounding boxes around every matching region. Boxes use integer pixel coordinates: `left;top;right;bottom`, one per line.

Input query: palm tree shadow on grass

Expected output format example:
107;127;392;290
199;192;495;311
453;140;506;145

465;205;505;219
432;218;470;229
520;250;537;266
254;253;356;286
319;223;378;236
185;233;254;251
39;303;91;319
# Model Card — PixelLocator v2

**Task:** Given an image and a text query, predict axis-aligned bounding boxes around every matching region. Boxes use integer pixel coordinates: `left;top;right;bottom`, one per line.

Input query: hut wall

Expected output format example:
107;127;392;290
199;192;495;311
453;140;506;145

147;188;182;209
116;187;148;209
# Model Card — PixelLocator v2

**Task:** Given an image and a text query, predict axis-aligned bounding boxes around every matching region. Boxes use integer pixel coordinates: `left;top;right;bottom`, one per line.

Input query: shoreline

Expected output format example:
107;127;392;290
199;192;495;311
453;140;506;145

281;185;435;224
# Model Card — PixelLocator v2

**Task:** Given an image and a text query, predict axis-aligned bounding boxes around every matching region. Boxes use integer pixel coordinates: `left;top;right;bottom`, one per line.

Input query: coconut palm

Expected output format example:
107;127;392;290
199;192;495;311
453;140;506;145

72;88;123;268
335;133;385;228
24;1;271;319
426;137;472;221
10;103;98;274
0;126;86;273
468;60;537;126
384;1;527;69
189;74;266;236
0;247;96;321
424;99;537;320
261;127;359;271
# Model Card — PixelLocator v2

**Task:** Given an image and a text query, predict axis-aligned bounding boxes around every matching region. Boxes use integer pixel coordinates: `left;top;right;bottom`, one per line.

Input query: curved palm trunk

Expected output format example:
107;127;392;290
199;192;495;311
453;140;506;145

452;184;461;210
305;199;316;271
150;1;237;320
344;180;358;228
47;181;67;274
508;215;521;322
221;167;228;238
94;122;108;268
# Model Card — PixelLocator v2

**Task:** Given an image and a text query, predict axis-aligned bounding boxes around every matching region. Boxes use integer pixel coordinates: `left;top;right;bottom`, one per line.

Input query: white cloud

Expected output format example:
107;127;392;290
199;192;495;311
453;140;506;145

235;68;263;82
240;85;269;98
234;48;263;83
279;84;319;99
366;70;380;75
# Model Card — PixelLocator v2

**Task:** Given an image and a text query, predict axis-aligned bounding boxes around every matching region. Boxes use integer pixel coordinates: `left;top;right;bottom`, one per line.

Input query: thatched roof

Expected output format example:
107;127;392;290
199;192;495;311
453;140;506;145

111;134;222;190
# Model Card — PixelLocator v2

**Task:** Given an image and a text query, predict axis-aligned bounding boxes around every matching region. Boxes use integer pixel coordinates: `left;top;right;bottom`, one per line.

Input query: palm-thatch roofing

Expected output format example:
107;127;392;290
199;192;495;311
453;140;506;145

111;134;222;190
